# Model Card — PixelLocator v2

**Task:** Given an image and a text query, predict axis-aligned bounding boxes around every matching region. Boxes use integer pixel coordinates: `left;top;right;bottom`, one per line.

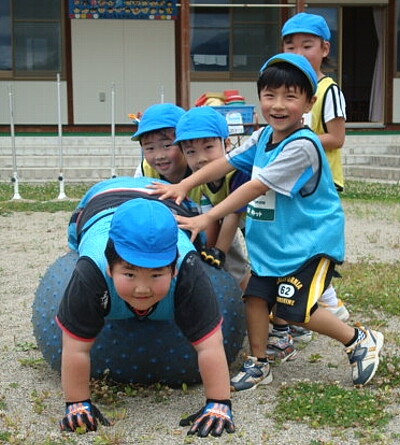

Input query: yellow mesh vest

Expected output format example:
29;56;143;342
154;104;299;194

311;77;344;190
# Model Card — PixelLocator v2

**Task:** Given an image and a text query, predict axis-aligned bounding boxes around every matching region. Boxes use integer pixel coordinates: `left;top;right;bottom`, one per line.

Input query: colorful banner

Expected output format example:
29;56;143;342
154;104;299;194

69;0;177;20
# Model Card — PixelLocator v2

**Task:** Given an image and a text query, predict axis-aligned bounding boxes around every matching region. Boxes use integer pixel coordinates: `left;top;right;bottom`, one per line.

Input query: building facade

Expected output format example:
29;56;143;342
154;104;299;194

1;0;400;130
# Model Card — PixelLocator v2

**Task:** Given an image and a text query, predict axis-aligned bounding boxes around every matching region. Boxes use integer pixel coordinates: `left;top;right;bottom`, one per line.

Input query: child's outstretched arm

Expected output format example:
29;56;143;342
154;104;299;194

59;333;110;432
181;328;235;437
177;178;268;242
148;157;234;204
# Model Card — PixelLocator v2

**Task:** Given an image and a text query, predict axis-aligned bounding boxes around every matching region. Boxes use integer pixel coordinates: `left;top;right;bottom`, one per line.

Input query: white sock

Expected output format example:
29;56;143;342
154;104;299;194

318;285;339;306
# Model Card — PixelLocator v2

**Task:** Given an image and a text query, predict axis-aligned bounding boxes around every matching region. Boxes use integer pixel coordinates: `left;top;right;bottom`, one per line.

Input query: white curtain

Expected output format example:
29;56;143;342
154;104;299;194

369;7;384;121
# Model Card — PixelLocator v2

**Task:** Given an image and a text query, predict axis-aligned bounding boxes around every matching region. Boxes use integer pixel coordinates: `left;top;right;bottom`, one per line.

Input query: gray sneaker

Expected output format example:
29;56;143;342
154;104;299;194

289;325;313;343
346;326;384;387
230;356;273;392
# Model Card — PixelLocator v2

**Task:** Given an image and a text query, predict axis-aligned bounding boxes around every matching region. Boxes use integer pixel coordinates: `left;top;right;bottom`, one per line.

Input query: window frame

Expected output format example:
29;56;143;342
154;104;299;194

189;2;291;82
0;0;66;81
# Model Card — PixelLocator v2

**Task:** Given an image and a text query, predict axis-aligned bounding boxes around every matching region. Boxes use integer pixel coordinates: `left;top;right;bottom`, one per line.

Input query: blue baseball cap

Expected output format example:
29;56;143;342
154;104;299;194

173;106;229;144
281;12;331;41
131;103;185;141
109;198;178;268
259;53;318;95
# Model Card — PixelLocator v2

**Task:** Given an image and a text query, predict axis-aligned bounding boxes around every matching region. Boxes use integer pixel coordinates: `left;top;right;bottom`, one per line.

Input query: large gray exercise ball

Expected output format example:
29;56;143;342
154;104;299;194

31;251;246;386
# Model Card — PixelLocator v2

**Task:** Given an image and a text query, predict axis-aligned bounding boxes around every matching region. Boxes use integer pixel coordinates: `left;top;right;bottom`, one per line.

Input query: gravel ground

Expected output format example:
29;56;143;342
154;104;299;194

0;200;399;445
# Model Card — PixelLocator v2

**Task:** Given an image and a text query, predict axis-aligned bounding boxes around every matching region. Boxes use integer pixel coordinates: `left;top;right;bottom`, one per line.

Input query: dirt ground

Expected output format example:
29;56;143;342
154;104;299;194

0;200;399;444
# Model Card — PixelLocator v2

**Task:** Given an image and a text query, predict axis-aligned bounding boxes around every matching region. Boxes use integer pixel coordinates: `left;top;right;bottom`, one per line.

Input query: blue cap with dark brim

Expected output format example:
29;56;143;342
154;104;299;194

259;52;318;95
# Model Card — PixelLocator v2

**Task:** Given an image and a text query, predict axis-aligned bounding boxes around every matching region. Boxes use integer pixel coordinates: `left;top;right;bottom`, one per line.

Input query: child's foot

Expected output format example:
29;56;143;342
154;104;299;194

230;356;273;391
319;298;350;321
346;326;384;387
266;330;298;363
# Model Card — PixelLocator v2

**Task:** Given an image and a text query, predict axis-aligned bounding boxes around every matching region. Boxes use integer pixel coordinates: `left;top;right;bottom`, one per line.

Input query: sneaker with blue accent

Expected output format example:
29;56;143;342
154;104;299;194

266;331;298;363
230;356;273;391
346;326;384;387
289;325;313;343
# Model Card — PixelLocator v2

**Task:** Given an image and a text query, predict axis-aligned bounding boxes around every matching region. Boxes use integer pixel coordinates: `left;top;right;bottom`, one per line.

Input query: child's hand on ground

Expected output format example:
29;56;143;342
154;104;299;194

184;400;235;437
60;400;110;433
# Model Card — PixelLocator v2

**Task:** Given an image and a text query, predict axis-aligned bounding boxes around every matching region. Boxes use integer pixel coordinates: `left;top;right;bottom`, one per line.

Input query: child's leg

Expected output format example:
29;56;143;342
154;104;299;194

275;257;384;387
295;306;355;344
295;306;384;387
245;296;270;358
230;275;276;392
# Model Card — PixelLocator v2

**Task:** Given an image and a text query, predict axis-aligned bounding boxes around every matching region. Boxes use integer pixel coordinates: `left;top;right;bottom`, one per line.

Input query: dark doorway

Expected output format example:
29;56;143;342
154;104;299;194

342;7;379;122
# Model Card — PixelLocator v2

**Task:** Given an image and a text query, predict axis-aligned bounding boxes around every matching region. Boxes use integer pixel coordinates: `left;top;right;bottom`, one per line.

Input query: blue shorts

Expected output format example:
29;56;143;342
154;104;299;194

244;257;335;323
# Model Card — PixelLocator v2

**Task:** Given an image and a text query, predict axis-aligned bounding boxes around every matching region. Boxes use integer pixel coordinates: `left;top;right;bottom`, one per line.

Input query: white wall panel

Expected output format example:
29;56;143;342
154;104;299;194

393;79;400;123
71;19;175;124
0;80;68;125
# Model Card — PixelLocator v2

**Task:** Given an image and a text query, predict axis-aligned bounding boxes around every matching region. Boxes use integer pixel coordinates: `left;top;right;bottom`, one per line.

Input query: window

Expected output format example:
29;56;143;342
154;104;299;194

190;0;281;80
0;2;12;72
0;0;64;79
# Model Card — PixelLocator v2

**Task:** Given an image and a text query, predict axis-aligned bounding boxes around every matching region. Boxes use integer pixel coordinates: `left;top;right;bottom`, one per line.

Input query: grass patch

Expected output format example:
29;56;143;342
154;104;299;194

0;182;91;213
335;262;400;318
274;381;391;429
0;180;398;213
376;354;400;388
342;181;400;203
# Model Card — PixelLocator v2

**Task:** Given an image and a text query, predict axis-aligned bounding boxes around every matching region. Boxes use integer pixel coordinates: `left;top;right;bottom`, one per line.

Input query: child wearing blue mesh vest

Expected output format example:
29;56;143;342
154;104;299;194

149;53;384;392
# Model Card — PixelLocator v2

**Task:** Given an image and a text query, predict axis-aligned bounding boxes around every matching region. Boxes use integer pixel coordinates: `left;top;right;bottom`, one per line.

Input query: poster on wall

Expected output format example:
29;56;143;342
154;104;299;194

69;0;177;20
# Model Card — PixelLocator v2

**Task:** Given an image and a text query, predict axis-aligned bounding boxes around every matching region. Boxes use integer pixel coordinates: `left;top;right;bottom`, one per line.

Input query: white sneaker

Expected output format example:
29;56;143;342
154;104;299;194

319;298;350;322
346;326;384;387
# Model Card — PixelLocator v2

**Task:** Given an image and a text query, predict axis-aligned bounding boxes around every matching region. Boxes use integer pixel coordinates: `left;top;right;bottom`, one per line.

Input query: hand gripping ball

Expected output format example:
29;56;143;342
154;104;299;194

31;251;246;386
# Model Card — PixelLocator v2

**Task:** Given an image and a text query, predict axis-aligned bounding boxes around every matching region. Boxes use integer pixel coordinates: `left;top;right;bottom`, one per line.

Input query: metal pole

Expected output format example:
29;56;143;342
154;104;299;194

9;83;21;200
111;81;116;178
57;73;67;199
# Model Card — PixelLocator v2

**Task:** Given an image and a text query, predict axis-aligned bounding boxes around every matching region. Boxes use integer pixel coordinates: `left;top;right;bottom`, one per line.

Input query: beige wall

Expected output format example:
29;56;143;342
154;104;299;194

71;19;176;124
393;79;400;123
0;80;68;125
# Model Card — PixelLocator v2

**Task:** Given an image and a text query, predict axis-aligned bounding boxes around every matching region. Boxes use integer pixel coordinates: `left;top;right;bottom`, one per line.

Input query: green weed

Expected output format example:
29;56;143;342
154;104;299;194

335;262;400;318
274;381;391;429
342;181;400;203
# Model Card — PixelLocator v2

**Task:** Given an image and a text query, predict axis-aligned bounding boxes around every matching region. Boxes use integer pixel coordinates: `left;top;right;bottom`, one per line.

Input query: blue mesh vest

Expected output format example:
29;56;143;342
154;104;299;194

246;126;345;277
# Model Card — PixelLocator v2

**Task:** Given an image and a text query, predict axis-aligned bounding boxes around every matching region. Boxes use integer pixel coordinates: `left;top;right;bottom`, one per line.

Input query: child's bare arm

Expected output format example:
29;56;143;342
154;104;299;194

177;178;267;242
319;117;345;150
148;157;234;204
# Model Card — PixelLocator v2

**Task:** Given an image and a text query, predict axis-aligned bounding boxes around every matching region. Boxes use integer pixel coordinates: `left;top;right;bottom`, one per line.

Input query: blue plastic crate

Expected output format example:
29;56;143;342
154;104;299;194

211;105;255;135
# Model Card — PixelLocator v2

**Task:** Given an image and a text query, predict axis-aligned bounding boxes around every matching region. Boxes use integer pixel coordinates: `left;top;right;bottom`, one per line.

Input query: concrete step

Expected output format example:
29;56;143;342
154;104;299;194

343;154;400;167
0;135;142;182
344;165;400;182
0;154;141;169
1;134;400;183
